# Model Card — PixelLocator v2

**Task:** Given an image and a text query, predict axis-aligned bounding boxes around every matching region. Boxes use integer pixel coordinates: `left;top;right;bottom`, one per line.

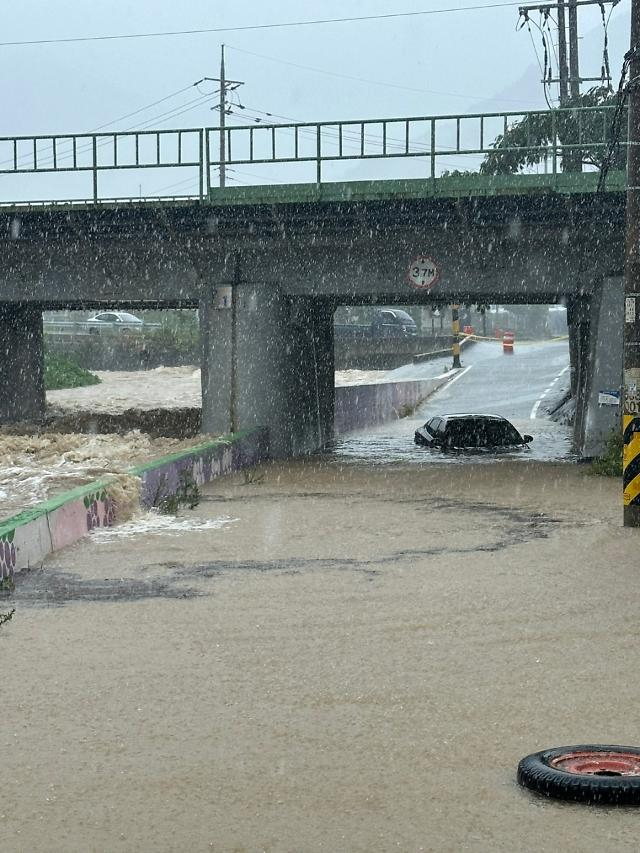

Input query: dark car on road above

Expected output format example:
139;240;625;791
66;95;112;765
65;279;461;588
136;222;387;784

414;414;533;451
371;308;417;337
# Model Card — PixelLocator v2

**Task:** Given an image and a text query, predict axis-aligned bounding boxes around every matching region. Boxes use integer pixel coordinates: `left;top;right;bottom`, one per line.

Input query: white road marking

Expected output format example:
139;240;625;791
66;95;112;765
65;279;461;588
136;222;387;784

530;364;570;420
441;365;473;388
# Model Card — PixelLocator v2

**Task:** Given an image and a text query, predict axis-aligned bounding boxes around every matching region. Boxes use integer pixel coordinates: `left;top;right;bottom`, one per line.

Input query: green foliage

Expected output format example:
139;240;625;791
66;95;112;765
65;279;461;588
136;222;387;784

44;351;101;390
480;87;624;176
0;608;15;627
155;469;201;514
590;428;623;477
0;576;15;592
242;467;265;485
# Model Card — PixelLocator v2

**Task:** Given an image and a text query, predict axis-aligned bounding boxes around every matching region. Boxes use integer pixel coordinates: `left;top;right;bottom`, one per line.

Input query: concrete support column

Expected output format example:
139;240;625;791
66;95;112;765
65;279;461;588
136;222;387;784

576;277;624;457
0;303;45;424
570;296;593;450
199;295;233;436
200;284;335;457
566;298;581;399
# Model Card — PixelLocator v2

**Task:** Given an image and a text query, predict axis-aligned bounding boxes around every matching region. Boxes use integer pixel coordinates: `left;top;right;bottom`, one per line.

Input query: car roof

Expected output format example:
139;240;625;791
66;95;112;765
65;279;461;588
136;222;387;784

440;414;509;423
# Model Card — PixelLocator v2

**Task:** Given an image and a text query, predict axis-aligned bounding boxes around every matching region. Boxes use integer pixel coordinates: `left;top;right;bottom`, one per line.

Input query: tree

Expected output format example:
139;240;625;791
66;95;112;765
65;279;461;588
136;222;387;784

479;87;626;175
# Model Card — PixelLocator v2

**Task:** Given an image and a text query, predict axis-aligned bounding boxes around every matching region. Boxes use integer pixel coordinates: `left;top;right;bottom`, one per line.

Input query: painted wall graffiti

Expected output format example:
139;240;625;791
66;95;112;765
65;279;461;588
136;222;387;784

0;529;16;580
83;489;115;531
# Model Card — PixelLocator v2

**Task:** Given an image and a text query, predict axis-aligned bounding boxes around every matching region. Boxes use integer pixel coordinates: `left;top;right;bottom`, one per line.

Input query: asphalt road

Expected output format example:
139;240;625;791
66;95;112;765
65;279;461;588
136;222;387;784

329;339;572;463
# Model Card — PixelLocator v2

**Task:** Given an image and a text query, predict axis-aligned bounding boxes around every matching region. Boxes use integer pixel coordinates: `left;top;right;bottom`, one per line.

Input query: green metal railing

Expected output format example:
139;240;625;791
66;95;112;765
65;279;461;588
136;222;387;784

0;127;205;203
208;105;624;184
0;106;625;206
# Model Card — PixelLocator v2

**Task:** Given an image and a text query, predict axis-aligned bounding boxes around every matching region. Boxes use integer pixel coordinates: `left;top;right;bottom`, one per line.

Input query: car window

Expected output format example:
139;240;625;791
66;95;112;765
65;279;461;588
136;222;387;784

425;418;438;437
445;419;523;447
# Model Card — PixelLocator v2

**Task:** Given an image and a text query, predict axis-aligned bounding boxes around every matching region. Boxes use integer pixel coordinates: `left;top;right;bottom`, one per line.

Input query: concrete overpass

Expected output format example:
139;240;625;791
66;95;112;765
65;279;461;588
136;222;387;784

0;106;627;456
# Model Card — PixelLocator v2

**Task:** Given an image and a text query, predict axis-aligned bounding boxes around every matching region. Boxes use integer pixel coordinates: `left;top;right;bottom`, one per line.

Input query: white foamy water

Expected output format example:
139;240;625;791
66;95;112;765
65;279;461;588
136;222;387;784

0;431;210;520
89;512;239;540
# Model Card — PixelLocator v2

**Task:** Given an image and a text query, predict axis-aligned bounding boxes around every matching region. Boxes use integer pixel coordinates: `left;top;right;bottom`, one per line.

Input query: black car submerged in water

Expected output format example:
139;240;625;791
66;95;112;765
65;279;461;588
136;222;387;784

414;414;533;451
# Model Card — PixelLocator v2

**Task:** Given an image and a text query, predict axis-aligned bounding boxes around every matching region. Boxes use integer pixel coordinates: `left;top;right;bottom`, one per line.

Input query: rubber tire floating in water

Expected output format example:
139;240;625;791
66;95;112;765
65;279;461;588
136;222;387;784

518;745;640;805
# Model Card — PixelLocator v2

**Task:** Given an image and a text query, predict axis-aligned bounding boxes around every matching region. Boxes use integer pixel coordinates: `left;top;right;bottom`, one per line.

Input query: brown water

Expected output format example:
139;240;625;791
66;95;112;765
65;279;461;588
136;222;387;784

2;460;638;852
2;367;388;520
0;431;208;520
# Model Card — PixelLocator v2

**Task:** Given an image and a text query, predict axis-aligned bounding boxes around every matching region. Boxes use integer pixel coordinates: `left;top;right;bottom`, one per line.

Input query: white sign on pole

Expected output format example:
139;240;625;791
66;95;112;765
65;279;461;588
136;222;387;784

626;297;636;323
407;255;440;291
214;286;232;309
598;390;620;407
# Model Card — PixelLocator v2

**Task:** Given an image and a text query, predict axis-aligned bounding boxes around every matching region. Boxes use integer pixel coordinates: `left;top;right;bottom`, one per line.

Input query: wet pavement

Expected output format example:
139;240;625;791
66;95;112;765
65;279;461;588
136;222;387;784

328;339;573;464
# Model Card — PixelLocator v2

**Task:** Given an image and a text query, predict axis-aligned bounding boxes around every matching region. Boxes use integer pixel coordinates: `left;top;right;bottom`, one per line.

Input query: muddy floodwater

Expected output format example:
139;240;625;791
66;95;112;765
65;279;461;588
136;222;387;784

46;366;386;415
0;431;212;520
2;459;638;852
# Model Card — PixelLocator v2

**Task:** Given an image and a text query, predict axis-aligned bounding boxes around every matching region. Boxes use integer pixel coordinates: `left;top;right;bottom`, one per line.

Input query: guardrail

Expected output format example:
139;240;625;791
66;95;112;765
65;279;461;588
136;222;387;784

0;105;625;206
209;105;624;185
43;320;161;336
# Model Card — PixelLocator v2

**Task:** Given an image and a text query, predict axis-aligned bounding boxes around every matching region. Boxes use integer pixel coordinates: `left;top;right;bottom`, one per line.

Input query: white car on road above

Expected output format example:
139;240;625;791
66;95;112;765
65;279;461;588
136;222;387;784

86;311;146;333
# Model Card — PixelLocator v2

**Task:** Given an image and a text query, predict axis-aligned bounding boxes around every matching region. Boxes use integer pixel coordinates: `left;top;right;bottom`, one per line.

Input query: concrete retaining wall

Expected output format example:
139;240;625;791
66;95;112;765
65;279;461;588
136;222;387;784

334;334;453;370
334;373;453;435
0;427;268;578
133;428;269;507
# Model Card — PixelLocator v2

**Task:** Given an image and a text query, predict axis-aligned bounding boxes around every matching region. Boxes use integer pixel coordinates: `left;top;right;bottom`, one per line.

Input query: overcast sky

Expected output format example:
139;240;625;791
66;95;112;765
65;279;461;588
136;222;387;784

1;1;632;196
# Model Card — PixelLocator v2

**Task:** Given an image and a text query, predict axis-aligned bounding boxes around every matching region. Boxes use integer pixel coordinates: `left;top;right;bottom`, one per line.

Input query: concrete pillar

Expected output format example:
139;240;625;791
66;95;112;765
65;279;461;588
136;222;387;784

570;296;593;449
200;295;233;436
576;277;624;457
200;284;335;457
0;304;45;424
566;298;580;399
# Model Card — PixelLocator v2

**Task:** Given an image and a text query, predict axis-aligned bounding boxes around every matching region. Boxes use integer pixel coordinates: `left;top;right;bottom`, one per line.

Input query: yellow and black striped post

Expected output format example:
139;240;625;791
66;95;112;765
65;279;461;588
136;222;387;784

623;0;640;526
451;304;461;369
624;414;640;523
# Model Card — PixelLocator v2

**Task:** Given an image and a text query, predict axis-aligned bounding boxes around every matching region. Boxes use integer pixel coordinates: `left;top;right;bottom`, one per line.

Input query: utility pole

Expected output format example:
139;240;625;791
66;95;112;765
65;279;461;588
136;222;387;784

219;45;226;188
197;45;244;189
557;0;570;105
519;1;619;103
623;0;640;527
568;0;581;101
451;304;461;369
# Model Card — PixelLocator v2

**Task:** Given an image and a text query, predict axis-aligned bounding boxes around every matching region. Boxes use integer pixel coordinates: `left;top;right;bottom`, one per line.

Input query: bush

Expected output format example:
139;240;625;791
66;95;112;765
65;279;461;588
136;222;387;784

591;428;623;477
44;351;101;390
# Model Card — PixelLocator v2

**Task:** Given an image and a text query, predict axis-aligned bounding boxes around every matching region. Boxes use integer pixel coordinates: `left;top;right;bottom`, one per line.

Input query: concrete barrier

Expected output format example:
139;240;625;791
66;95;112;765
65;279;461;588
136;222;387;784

0;427;268;578
413;334;476;364
334;373;454;435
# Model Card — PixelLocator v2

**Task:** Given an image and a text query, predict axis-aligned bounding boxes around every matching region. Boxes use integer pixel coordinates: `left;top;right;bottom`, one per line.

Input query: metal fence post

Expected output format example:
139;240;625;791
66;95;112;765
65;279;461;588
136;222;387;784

205;130;211;199
198;129;204;202
316;125;322;184
552;111;558;183
92;135;98;203
430;119;436;187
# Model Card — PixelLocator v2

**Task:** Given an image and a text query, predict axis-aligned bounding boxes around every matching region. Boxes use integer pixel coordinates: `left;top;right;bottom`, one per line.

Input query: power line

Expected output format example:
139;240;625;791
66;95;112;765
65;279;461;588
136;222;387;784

0;3;527;48
90;83;197;132
0;91;216;171
226;44;544;106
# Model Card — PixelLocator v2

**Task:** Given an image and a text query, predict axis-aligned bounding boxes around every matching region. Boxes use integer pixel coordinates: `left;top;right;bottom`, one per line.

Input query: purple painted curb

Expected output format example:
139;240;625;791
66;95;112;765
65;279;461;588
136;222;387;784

1;427;269;574
134;428;269;508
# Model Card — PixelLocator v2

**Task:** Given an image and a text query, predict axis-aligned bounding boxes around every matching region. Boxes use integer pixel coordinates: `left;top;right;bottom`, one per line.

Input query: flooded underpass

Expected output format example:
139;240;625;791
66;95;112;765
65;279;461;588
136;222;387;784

329;339;574;465
3;339;639;852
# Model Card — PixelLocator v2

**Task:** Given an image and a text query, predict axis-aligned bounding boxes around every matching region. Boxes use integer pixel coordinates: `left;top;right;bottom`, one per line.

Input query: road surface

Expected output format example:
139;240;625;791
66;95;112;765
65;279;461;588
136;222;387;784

330;339;572;463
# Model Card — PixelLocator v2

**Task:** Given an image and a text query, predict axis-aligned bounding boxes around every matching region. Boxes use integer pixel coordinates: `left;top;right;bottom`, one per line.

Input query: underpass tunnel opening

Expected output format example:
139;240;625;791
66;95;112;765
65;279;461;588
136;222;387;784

332;299;569;372
328;298;598;464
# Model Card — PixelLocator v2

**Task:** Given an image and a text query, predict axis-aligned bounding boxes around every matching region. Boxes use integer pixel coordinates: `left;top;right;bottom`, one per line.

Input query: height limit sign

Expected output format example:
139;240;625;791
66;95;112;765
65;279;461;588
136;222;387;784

407;255;440;291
